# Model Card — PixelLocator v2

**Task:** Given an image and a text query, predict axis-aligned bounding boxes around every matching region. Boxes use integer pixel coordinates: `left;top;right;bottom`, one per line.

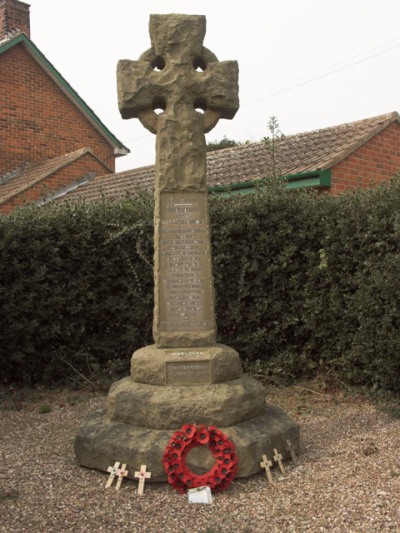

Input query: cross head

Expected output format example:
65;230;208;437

117;14;239;191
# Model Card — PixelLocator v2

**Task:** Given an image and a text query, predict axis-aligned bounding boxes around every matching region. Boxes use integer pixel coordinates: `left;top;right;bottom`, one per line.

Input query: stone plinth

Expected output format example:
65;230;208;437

106;375;265;429
74;403;299;481
75;341;300;478
131;344;242;385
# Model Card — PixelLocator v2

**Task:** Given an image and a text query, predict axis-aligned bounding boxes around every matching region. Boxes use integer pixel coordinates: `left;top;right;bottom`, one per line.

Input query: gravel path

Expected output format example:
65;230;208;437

0;384;399;533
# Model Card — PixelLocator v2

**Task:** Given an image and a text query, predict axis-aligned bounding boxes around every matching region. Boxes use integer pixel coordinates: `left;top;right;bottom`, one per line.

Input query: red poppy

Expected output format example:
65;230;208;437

195;425;210;444
181;424;196;438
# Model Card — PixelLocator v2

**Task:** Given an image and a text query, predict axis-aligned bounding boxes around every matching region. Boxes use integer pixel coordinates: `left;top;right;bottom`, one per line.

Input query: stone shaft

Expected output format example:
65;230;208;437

117;14;239;348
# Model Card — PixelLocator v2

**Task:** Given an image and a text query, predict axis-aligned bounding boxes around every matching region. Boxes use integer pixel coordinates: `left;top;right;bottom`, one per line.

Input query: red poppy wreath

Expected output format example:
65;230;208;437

162;423;238;494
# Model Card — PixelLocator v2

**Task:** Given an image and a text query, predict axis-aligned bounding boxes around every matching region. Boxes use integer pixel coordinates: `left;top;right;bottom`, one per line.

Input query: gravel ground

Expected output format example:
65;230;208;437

0;383;399;533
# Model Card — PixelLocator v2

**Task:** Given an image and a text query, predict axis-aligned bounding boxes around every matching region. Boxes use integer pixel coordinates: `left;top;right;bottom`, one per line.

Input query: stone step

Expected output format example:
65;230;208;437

74;403;300;481
131;343;242;386
106;374;265;429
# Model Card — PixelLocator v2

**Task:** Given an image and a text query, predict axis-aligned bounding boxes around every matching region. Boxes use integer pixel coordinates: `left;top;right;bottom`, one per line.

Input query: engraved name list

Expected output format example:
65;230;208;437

159;192;214;333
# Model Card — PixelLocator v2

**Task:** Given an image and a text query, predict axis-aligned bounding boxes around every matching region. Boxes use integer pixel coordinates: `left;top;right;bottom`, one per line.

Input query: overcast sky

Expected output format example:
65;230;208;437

28;0;400;172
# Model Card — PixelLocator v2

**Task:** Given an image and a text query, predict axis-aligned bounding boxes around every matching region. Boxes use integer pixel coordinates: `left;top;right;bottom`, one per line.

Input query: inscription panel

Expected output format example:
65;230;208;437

166;361;211;385
159;192;214;333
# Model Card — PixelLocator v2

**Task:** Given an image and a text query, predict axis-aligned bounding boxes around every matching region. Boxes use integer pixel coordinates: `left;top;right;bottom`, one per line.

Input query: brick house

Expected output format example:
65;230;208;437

0;0;128;214
58;111;400;203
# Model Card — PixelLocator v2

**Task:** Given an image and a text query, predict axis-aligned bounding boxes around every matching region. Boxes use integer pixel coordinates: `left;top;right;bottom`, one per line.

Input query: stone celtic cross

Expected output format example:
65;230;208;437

117;14;239;348
75;14;299;485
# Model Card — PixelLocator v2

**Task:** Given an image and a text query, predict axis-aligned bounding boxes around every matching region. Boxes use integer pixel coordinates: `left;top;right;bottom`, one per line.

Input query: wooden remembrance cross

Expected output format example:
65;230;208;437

117;14;239;348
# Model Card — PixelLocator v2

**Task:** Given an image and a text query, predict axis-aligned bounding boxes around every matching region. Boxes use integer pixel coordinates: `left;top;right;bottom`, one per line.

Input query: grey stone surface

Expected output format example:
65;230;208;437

74;403;300;481
106;374;265;429
131;344;242;385
117;14;239;139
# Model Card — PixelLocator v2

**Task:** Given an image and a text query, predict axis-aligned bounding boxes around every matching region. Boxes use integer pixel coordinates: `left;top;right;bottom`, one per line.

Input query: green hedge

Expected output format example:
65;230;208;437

1;179;400;392
0;195;154;384
211;179;400;392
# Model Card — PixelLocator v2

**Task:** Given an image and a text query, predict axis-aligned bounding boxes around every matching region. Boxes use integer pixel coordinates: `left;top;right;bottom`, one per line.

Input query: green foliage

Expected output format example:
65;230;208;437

210;183;320;378
0;194;154;385
206;136;241;152
210;177;400;394
263;116;285;178
1;178;400;394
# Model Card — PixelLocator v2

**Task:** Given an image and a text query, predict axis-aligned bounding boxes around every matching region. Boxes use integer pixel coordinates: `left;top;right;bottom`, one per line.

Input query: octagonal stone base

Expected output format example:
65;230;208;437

131;344;242;386
74;403;299;481
106;374;265;429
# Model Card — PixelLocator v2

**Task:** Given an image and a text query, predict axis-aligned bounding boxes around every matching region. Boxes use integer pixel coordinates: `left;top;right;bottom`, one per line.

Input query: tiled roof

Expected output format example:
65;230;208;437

58;111;400;202
207;111;400;187
0;148;103;205
57;164;156;203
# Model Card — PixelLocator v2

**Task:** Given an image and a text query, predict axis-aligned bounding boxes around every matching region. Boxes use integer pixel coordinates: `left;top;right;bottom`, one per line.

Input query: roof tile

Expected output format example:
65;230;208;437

0;148;97;204
52;111;400;203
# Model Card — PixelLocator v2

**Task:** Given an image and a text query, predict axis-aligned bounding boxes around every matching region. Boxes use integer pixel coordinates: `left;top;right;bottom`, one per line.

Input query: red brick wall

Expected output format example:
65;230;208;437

0;153;110;214
0;0;30;40
0;43;115;175
330;122;400;195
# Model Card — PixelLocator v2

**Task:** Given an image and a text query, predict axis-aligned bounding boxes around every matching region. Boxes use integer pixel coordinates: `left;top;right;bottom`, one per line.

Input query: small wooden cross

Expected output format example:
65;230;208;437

286;439;298;464
115;463;129;491
273;448;286;475
260;454;274;484
134;464;151;495
106;461;120;488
